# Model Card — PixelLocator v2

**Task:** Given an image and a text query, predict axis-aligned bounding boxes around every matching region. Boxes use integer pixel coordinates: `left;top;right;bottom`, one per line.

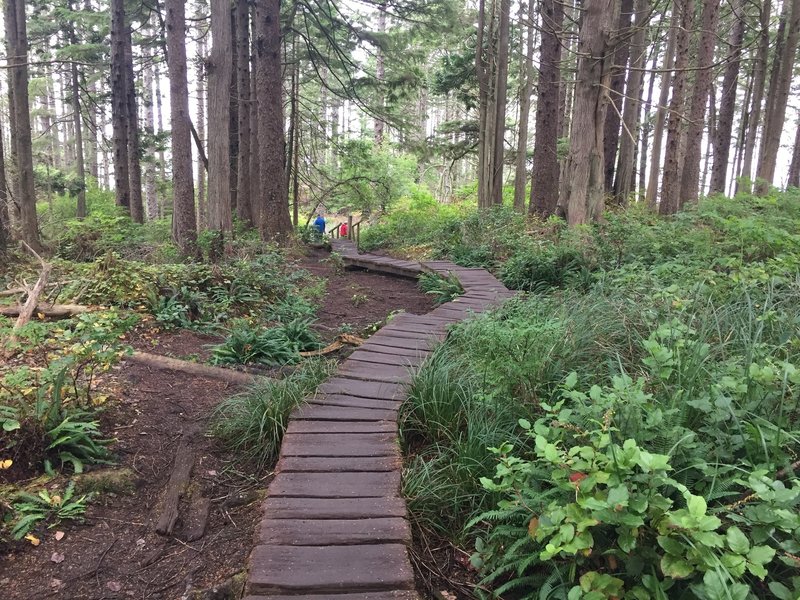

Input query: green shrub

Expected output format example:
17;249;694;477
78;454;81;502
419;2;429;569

418;272;464;305
210;318;322;366
209;359;332;468
10;482;91;540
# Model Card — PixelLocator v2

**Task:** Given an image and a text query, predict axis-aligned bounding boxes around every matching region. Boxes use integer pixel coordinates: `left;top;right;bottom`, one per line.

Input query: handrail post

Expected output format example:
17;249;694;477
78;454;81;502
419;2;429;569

356;222;360;251
347;215;353;241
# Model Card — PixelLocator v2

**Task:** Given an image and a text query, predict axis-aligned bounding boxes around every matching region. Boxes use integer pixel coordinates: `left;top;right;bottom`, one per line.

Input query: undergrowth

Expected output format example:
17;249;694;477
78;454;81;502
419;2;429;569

399;190;800;599
209;359;334;469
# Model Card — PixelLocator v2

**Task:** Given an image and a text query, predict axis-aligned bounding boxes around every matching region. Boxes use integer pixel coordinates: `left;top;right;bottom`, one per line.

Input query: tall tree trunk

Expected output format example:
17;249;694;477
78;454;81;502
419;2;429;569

125;22;144;223
196;34;207;230
155;60;167;216
603;0;634;192
68;0;87;219
659;0;694;215
513;0;536;213
678;0;720;206
490;0;511;206
4;0;41;251
476;0;492;208
529;0;563;216
208;0;233;232
165;0;198;254
755;0;800;195
0;118;9;252
236;0;253;226
558;0;621;225
374;1;387;147
110;0;131;212
289;35;301;228
254;0;293;240
143;51;158;220
738;0;771;190
645;20;677;206
788;119;800;188
249;12;262;230
614;0;648;202
229;8;239;217
639;38;659;194
701;83;716;193
709;0;745;194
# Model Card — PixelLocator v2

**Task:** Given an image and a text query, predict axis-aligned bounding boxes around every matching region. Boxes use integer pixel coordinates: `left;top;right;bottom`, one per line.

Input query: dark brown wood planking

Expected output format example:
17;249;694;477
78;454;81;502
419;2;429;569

245;239;515;598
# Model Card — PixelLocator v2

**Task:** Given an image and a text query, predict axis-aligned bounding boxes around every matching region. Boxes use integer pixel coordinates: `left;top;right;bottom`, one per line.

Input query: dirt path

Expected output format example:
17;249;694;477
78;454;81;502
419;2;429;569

0;248;434;600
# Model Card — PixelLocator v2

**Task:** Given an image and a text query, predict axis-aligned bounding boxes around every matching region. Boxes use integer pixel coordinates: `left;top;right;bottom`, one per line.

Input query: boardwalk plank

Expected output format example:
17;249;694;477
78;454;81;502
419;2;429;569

245;593;419;599
286;420;395;434
280;432;398;457
258;517;411;546
307;393;400;411
277;455;400;473
268;471;401;498
248;544;415;593
347;350;425;367
262;496;407;519
318;378;406;399
292;404;398;421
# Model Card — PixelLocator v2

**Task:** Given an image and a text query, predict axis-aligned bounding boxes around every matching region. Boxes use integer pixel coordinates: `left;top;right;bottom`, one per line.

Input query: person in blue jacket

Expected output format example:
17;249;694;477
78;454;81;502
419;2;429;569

313;213;326;236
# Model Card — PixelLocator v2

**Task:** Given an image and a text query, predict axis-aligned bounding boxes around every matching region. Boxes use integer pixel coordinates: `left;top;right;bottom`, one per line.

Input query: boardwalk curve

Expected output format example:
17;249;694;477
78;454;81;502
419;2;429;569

244;240;515;599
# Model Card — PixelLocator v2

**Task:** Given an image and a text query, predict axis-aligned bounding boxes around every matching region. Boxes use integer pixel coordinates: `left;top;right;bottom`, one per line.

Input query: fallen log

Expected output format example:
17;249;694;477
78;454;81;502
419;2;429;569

299;333;365;357
126;351;257;386
0;303;90;319
155;430;198;536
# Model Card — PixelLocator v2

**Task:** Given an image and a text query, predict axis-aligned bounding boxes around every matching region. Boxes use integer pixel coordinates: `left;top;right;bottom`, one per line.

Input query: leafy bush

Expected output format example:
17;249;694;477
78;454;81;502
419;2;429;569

10;482;91;540
210;318;322;366
209;359;333;468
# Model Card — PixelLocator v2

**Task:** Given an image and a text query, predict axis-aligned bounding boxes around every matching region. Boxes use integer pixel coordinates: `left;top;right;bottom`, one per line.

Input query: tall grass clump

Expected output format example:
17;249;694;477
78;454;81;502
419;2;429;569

209;359;333;469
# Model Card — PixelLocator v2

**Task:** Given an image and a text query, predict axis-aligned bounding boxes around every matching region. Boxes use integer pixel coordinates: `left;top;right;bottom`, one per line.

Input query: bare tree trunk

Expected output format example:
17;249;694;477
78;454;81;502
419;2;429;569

236;0;253;226
0;118;9;252
659;0;694;215
738;0;771;191
110;0;131;212
755;0;800;195
4;0;41;251
165;0;198;254
476;0;492;208
143;51;158;220
513;0;536;212
229;8;239;217
614;0;648;202
254;0;293;240
155;60;167;216
249;12;262;231
603;0;634;192
374;1;387;147
645;20;677;206
788;119;800;188
678;0;720;206
639;40;659;194
208;0;234;232
70;53;87;220
559;0;621;224
709;0;745;194
196;34;207;230
490;0;511;206
288;34;301;228
701;83;716;193
125;23;144;223
529;0;563;216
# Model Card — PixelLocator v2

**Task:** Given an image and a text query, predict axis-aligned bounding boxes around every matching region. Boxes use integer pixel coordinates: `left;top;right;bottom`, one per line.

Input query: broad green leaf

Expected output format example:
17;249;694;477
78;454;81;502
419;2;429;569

661;554;694;579
726;526;749;554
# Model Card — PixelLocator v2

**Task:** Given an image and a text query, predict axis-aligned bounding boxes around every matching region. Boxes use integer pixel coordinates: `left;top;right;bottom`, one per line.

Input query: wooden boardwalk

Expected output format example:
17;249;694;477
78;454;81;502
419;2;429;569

245;240;514;599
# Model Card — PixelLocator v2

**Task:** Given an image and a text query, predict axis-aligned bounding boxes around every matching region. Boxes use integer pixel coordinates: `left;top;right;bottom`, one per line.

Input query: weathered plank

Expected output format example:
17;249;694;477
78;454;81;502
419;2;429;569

244;593;419;600
318;378;406;399
307;393;400;411
248;544;415;594
261;496;407;520
258;517;411;546
292;404;397;422
280;432;398;457
337;362;415;384
268;471;401;498
347;350;425;367
277;455;401;473
286;420;395;434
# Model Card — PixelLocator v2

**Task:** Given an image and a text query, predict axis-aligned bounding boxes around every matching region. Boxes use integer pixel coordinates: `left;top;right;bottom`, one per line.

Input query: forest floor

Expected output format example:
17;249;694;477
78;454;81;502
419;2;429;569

0;246;434;600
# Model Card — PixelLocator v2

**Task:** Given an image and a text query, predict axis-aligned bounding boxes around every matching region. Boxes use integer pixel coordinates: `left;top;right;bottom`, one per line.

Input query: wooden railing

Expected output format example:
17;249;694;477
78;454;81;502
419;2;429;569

327;216;363;249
